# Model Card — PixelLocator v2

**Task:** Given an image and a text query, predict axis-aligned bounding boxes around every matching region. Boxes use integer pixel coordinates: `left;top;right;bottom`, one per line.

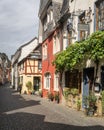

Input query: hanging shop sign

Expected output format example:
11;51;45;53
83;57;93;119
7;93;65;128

78;23;89;31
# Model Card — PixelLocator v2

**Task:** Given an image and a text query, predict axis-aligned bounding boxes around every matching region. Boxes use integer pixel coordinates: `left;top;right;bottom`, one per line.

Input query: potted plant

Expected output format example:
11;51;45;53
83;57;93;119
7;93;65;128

54;92;60;103
83;93;97;116
26;81;33;94
48;92;54;101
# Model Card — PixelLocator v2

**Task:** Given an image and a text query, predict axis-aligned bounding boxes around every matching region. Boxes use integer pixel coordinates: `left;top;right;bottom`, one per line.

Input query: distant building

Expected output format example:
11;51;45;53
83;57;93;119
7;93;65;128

0;53;11;85
11;37;42;94
18;41;42;94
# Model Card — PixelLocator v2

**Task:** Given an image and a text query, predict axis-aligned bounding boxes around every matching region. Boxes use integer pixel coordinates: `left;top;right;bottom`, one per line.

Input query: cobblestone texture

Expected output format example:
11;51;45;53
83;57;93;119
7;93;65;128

0;84;104;130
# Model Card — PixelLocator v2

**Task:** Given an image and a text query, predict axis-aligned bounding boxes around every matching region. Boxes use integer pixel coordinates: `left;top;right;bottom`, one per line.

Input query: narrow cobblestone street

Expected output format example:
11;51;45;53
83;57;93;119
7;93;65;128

0;84;104;130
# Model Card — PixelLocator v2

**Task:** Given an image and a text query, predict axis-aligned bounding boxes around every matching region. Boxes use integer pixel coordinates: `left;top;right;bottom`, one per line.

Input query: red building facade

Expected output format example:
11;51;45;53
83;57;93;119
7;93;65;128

38;0;63;99
42;29;62;98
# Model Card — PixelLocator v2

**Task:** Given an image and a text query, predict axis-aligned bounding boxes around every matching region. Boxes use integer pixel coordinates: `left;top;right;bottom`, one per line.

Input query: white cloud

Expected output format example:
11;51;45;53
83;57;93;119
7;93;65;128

0;0;40;59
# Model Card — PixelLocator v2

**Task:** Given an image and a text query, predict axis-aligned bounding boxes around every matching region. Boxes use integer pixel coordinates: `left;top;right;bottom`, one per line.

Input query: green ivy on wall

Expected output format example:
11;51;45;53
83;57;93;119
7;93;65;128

53;31;104;73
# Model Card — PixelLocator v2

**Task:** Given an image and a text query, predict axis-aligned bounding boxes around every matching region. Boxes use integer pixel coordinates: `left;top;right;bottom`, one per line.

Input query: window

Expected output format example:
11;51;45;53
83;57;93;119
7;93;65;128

96;0;104;30
19;76;23;84
79;12;87;41
63;31;68;50
47;10;53;23
65;70;78;89
53;32;60;54
38;60;42;69
20;63;24;70
101;66;104;90
65;70;81;93
43;44;47;60
47;13;50;23
43;16;47;31
50;10;53;21
44;73;51;89
54;73;59;91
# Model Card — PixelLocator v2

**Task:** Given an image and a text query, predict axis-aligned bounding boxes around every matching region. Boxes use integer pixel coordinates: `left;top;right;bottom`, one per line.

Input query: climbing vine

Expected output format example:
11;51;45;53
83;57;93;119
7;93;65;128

53;31;104;72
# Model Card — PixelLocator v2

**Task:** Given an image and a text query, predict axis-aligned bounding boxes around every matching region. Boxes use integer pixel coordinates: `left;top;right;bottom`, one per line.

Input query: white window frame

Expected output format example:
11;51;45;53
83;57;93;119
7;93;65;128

47;10;53;24
53;32;60;54
42;44;47;60
44;73;51;90
50;10;53;21
47;13;50;23
54;73;59;91
43;17;47;31
63;31;68;50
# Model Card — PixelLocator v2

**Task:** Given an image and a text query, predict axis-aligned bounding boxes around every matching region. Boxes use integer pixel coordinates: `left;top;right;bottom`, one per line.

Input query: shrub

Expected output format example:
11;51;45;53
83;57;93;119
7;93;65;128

71;88;79;97
54;92;59;101
26;81;32;91
47;92;54;101
63;88;71;100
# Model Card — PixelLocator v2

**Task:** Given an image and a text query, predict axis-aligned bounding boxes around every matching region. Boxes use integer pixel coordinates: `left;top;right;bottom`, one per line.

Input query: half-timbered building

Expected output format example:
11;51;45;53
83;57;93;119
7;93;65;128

18;38;42;94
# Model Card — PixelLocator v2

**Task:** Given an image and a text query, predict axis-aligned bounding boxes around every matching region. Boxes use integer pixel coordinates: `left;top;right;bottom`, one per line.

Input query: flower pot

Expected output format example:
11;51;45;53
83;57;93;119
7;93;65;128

88;110;94;116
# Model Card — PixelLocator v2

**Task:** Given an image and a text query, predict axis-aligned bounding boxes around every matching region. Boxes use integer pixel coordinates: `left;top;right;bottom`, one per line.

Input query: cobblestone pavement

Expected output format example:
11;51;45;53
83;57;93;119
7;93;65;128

0;84;104;130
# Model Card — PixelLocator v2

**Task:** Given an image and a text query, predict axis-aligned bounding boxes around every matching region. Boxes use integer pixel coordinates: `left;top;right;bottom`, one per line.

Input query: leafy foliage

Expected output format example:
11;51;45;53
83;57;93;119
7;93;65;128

53;31;104;72
87;31;104;61
101;91;104;114
26;81;32;91
53;50;66;72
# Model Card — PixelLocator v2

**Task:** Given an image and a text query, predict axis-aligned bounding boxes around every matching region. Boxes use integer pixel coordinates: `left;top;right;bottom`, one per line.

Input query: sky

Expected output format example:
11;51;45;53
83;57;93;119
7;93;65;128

0;0;40;60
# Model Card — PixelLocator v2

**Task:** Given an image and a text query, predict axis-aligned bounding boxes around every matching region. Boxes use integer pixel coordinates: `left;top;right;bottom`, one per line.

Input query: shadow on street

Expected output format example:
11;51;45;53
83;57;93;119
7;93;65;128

0;85;40;113
0;84;104;130
0;112;104;130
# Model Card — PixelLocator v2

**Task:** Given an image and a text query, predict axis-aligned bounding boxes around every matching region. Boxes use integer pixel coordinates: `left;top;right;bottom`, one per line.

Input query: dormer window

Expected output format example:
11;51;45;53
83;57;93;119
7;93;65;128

43;43;47;60
50;10;53;21
53;32;60;54
47;13;50;23
43;16;47;31
47;9;53;23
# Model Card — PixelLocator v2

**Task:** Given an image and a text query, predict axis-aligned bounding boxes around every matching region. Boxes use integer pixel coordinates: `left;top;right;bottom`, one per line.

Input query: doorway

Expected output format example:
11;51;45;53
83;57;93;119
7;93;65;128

82;67;94;108
33;77;40;91
101;66;104;91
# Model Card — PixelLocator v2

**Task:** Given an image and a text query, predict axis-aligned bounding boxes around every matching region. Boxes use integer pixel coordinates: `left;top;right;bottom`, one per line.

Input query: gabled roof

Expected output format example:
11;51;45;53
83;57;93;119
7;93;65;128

39;0;63;18
27;43;42;60
12;37;38;65
18;37;38;63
